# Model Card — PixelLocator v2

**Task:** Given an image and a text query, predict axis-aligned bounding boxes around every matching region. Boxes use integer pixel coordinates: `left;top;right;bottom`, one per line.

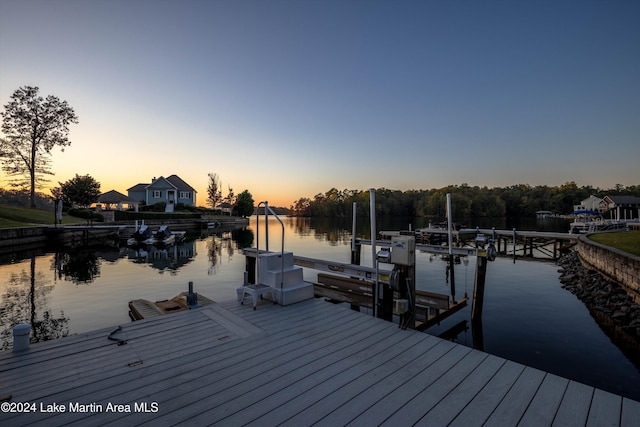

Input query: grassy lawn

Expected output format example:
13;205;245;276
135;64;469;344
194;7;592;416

0;204;85;228
588;230;640;256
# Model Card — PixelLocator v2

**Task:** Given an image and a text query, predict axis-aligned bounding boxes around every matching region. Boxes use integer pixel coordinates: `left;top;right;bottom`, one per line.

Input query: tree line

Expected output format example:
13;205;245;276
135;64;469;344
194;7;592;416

289;183;640;219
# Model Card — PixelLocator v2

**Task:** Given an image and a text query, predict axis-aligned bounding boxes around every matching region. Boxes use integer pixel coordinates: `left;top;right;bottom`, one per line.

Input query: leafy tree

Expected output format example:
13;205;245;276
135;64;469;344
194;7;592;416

207;172;222;209
54;174;101;207
235;190;254;218
1;86;78;207
291;197;311;216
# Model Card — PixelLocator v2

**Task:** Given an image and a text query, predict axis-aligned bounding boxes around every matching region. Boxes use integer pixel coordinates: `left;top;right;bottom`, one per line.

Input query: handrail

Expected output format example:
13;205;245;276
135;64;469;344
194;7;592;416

256;201;285;304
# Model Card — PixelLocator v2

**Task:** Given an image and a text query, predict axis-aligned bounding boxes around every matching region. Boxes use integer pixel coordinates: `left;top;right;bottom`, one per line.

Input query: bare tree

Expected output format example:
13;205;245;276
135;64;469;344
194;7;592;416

1;86;78;207
207;172;222;209
224;185;235;205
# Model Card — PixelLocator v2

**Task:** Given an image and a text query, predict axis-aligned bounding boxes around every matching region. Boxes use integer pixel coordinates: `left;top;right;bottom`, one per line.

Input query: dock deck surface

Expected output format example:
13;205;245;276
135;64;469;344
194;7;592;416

1;297;639;426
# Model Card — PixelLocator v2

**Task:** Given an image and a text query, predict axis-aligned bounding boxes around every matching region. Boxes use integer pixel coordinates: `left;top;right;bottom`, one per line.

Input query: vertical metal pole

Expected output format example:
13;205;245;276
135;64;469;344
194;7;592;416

351;201;357;253
472;254;487;320
447;194;453;251
512;228;517;263
374;259;379;318
370;188;376;268
265;201;269;252
447;193;456;302
351;201;361;265
370;189;377;317
256;201;263;285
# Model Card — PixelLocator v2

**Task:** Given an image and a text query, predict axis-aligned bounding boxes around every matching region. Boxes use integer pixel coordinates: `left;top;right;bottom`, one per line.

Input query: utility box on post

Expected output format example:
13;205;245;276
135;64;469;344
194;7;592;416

390;235;415;266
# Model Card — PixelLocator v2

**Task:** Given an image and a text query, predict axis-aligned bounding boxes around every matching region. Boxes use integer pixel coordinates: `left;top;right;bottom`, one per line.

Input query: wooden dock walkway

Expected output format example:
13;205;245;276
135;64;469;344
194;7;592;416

1;297;639;426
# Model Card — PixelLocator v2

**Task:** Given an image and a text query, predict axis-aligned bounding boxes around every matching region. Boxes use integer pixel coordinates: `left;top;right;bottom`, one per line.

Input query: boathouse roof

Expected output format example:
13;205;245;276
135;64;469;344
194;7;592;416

97;190;137;204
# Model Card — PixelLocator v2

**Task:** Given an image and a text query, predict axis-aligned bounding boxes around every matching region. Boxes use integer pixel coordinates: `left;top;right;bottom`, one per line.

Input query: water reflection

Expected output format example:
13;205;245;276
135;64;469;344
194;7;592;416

0;257;69;350
230;227;254;250
125;241;196;275
0;227;252;350
206;234;223;275
206;228;254;275
55;250;100;283
289;217;356;246
1;217;639;402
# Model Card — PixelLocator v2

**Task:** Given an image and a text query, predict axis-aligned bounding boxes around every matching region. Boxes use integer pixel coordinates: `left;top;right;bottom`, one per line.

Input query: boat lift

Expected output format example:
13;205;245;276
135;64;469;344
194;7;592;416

242;193;489;331
301;192;487;331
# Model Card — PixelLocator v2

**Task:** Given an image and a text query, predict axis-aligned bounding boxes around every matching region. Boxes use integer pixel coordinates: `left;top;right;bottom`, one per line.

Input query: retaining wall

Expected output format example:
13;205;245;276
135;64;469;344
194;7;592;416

578;235;640;303
0;227;47;248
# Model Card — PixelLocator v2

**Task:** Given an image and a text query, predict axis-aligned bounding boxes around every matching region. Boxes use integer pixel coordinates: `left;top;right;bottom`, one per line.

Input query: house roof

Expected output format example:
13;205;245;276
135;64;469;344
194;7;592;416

604;195;640;205
98;190;137;204
166;175;196;192
126;175;196;193
146;176;177;190
580;195;603;202
127;183;147;192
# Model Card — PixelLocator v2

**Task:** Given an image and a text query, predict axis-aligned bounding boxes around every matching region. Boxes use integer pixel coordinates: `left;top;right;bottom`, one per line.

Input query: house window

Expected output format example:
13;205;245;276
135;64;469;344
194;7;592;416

179;191;191;199
153;190;161;198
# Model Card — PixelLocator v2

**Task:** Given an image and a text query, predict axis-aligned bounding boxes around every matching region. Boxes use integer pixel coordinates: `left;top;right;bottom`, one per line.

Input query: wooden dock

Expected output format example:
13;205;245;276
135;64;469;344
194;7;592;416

380;228;579;259
1;297;639;426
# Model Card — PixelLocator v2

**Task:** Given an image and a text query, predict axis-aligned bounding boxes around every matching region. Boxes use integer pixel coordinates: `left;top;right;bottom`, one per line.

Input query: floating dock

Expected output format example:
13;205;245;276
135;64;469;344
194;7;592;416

128;291;215;320
1;297;639;425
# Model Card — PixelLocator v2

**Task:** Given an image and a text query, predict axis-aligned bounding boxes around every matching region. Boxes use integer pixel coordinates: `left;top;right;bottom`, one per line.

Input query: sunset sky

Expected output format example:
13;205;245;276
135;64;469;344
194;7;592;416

1;0;639;207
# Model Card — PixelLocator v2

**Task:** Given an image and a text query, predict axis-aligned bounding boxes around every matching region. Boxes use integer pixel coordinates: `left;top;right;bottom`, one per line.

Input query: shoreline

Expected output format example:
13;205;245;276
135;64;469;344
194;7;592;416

0;217;249;244
558;250;640;365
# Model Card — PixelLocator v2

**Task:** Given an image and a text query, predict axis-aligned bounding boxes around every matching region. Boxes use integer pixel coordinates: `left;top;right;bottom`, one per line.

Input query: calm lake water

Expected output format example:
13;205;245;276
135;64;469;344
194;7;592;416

1;215;639;401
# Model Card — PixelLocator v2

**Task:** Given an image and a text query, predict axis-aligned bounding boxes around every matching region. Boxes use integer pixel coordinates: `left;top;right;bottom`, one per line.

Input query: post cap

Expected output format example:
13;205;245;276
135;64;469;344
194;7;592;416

13;323;31;336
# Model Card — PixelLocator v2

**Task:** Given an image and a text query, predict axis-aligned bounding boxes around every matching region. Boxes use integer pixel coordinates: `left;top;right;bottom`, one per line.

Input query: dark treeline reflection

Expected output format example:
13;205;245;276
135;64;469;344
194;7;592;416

207;228;254;274
56;250;100;284
1;257;69;350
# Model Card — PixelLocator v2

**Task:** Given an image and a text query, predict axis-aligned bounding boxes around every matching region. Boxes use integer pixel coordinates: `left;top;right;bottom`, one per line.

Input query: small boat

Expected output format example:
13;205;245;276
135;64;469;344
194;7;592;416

127;223;152;246
569;211;629;234
133;225;186;245
149;225;185;245
569;220;628;234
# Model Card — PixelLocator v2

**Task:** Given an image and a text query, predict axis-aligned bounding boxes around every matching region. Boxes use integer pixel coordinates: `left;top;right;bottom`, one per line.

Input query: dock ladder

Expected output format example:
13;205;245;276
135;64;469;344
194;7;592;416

239;201;283;308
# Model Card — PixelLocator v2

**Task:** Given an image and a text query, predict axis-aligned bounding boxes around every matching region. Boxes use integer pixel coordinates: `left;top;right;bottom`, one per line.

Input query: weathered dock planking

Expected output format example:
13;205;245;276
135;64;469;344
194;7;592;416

1;298;639;426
